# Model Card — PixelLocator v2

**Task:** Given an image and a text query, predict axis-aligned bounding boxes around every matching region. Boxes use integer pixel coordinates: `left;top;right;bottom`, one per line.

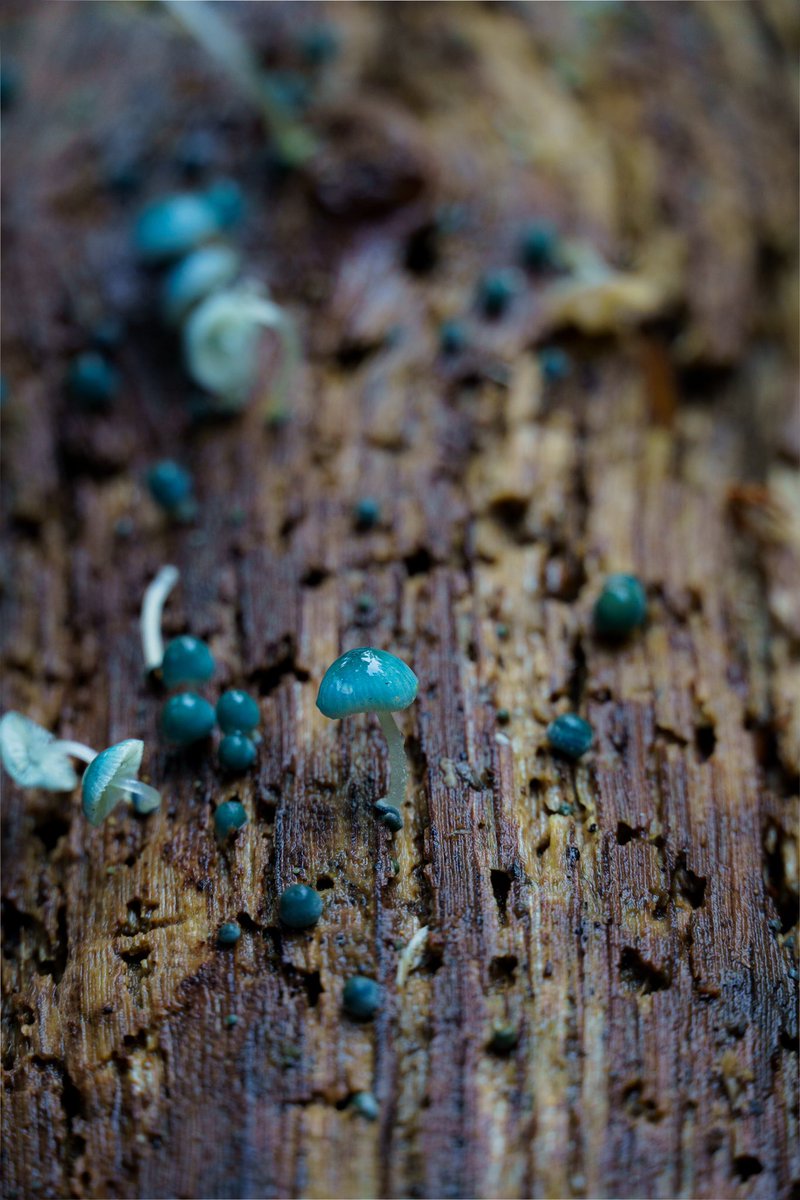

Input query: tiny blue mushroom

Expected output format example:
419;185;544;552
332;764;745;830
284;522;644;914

218;733;257;773
217;921;241;946
316;648;418;814
0;711;97;792
519;222;560;271
539;347;571;383
133;193;222;263
161;635;215;689
216;689;260;734
82;739;161;826
203;179;245;230
279;883;323;930
342;975;382;1021
214;799;248;839
66;352;120;410
160;244;241;326
354;497;380;531
546;713;594;760
350;1091;379;1120
477;269;522;319
160;693;216;746
593;574;648;637
146;461;195;516
439;319;468;356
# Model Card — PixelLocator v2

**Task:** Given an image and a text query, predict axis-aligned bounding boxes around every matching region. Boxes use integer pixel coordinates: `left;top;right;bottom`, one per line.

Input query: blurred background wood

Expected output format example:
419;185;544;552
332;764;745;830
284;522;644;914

1;3;798;1198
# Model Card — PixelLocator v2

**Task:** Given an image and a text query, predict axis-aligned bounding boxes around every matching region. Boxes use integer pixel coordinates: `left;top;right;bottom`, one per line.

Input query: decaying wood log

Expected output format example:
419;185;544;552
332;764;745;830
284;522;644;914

1;3;798;1198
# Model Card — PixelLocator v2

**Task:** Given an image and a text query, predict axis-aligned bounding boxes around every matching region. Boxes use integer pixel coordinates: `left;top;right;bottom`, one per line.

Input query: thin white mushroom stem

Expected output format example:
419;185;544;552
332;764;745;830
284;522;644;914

377;710;410;812
54;740;97;765
140;565;180;674
109;778;162;815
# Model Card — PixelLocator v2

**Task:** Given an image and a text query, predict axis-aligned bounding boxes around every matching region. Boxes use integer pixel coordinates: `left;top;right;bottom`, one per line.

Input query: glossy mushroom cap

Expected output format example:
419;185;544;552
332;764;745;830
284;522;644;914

82;739;145;826
316;647;418;720
0;712;78;791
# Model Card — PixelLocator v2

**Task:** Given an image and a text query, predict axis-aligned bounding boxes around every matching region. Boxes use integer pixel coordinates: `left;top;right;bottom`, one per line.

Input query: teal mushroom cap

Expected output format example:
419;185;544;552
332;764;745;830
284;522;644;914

316;648;418;815
0;712;79;791
316;648;418;719
82;739;161;826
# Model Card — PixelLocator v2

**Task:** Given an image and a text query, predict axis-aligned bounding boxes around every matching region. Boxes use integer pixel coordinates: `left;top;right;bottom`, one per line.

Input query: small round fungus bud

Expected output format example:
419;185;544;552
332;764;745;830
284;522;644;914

539;347;571;382
593;574;648;637
203;179;245;230
216;689;260;734
300;24;340;66
66;352;120;410
160;693;216;746
477;270;521;319
350;1091;379;1120
224;1013;239;1028
161;636;215;689
217;921;241;946
439;319;467;356
546;713;593;760
378;805;403;833
160;244;241;326
342;975;382;1021
279;883;323;930
519;222;559;271
218;733;257;773
147;460;194;516
214;799;248;839
354;497;380;530
133;193;221;263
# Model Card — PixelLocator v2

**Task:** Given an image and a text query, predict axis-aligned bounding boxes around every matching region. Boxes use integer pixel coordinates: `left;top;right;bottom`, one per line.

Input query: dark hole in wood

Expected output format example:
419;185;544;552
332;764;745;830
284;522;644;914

489;497;528;531
536;834;551;857
694;724;717;762
673;854;707;909
404;222;439;275
616;821;637;846
300;567;329;589
299;969;322;1009
252;655;310;697
33;814;70;853
117;946;151;966
335;340;383;371
490;869;512;921
316;875;334;891
620;947;670;994
490;954;518;983
404;547;433;576
763;820;800;933
732;1156;763;1181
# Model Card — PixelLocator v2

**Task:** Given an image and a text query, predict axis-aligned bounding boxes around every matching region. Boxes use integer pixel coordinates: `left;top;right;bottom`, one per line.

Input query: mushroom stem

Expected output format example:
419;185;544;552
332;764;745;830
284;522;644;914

141;565;180;674
377;710;410;812
54;740;97;765
109;778;162;815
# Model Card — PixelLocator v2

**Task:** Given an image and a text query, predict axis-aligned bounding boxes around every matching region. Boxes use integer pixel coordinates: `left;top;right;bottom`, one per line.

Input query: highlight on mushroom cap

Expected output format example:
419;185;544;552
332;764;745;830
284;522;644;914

316;647;418;720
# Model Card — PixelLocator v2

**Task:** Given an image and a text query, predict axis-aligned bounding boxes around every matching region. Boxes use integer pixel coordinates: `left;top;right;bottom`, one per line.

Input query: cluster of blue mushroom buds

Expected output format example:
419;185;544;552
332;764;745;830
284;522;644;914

134;185;299;419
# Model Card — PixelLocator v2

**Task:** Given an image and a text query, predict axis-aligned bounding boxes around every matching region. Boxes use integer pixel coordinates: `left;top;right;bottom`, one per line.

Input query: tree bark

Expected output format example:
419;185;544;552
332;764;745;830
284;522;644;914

1;3;798;1199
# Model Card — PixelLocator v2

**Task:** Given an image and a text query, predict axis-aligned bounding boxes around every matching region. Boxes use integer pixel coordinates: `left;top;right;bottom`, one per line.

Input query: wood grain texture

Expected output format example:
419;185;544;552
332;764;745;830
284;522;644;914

1;3;798;1198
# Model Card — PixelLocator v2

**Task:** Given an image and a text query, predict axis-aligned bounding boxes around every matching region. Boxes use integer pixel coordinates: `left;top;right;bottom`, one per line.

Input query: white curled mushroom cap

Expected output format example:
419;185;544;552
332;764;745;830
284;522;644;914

0;712;79;791
183;284;298;411
81;739;152;827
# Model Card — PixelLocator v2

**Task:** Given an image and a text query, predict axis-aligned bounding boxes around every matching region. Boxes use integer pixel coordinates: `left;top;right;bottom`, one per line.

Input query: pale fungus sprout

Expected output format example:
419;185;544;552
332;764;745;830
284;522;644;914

140;564;180;675
183;284;299;419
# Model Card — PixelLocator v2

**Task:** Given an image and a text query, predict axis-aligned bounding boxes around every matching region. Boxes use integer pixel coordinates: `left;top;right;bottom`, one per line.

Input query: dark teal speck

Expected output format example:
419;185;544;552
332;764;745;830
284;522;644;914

160;693;216;746
214;800;248;839
593;574;648;637
546;713;593;760
218;733;257;773
217;921;241;946
217;689;260;734
343;975;382;1021
161;636;215;689
279;884;323;930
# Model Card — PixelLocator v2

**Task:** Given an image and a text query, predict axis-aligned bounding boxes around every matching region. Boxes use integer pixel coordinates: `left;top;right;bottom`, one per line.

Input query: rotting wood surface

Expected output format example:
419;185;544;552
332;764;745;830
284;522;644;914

1;4;798;1199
